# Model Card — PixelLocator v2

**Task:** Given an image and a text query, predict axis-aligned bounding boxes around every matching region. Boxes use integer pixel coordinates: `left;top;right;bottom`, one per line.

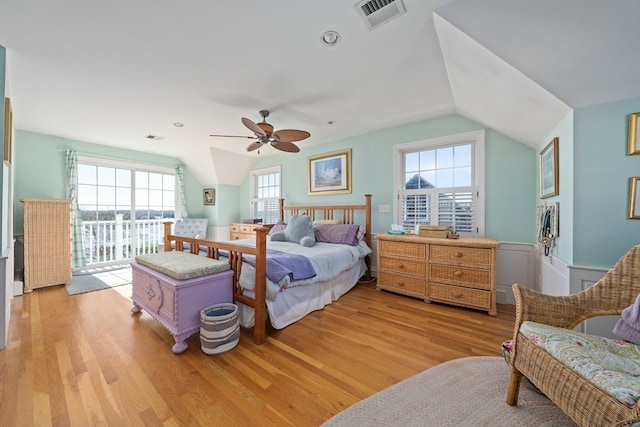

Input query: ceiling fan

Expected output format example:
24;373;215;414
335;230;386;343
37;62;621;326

210;110;310;153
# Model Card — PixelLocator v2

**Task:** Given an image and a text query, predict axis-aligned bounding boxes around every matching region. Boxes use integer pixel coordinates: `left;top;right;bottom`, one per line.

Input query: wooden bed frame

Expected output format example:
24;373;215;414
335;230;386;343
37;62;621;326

163;194;372;345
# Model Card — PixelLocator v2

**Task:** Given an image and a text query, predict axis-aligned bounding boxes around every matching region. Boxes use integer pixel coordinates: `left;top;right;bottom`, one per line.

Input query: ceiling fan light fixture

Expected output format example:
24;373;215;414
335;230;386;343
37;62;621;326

257;121;274;135
321;30;341;46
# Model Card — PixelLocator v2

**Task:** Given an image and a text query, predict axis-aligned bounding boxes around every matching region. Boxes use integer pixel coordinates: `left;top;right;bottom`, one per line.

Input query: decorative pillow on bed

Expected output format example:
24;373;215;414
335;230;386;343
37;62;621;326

313;219;342;225
314;223;361;246
269;214;316;247
268;221;287;236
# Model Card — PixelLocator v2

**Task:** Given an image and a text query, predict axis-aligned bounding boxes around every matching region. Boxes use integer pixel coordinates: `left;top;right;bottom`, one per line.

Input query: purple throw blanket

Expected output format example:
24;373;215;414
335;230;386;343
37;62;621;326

220;249;316;283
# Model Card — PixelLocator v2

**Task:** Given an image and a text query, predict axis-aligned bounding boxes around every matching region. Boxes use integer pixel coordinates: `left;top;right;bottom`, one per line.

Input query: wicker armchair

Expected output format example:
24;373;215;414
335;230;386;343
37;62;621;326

506;244;640;427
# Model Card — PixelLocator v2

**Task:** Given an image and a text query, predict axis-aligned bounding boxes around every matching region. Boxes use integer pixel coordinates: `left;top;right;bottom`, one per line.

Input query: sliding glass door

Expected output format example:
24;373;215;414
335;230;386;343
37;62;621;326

77;162;176;266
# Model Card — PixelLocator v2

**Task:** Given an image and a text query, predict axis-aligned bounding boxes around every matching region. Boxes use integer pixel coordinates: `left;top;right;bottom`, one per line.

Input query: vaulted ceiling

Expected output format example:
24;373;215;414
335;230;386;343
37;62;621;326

1;0;638;184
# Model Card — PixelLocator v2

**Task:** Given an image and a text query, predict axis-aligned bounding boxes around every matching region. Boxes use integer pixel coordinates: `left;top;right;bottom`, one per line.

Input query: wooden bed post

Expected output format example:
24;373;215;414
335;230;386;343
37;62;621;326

253;227;268;344
278;198;285;222
163;221;173;252
363;194;373;282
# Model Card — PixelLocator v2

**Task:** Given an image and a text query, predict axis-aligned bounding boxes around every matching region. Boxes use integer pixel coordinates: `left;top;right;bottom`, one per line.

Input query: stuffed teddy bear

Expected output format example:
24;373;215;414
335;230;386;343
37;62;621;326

269;214;316;247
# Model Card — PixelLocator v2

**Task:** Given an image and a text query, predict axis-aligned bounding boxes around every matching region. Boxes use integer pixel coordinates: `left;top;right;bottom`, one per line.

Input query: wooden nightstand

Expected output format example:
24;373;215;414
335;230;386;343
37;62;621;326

376;234;500;315
229;223;263;240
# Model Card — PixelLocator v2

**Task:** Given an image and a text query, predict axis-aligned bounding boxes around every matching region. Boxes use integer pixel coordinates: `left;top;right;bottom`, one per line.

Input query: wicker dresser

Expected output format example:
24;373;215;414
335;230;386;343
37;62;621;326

376;234;500;315
21;198;72;292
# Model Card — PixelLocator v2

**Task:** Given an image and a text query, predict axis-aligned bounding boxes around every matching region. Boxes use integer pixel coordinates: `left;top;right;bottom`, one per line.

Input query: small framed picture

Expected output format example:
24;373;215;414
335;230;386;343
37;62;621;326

539;137;559;199
203;189;215;205
629;177;639;219
628;112;640;155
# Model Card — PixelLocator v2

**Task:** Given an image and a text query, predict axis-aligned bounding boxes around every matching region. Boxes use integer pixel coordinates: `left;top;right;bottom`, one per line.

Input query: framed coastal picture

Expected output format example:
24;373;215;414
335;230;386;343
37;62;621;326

308;149;351;195
539;137;559;199
628;112;640;155
203;188;215;205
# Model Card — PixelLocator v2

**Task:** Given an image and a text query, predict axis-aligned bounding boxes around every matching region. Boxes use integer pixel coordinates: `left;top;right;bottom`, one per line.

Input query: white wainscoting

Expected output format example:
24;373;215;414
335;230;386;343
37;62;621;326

207;226;230;241
539;253;570;296
496;242;537;305
569;265;616;338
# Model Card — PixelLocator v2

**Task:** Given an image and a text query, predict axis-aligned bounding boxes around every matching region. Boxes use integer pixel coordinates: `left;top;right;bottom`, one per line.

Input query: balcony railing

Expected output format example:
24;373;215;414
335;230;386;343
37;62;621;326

82;216;169;265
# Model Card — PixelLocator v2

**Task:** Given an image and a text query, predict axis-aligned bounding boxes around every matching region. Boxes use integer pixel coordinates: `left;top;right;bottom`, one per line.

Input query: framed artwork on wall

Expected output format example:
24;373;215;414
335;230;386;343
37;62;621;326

308;149;351;195
629;177;639;219
203;189;215;206
628;112;640;155
539;137;559;199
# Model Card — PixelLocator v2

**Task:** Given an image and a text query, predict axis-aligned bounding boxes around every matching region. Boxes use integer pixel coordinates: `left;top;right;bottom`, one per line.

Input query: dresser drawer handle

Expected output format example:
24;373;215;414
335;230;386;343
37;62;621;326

454;251;463;258
454;270;463;277
452;292;463;298
398;263;405;270
398;281;405;287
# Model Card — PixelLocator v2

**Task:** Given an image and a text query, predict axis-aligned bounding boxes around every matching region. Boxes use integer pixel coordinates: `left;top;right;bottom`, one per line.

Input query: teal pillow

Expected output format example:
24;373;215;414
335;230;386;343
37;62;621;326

269;214;316;247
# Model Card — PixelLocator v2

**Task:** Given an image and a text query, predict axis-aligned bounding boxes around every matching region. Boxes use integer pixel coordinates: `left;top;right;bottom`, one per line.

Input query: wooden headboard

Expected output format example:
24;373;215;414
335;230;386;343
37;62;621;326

278;193;372;281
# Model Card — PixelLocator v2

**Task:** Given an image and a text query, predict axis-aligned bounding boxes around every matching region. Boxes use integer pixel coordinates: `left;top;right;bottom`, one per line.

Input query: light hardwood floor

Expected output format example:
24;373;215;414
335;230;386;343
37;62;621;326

0;281;515;427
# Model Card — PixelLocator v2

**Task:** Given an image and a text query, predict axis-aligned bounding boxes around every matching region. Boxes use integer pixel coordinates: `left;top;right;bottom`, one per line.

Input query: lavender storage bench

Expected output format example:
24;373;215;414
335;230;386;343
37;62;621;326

131;251;233;354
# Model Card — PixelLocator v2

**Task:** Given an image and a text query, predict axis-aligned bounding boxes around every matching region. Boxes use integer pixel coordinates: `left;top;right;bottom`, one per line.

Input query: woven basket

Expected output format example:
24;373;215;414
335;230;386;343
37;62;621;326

200;303;240;355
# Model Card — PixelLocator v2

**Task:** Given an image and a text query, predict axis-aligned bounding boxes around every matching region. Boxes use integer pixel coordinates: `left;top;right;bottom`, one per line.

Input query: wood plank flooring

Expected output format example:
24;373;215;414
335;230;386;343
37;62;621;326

0;281;515;427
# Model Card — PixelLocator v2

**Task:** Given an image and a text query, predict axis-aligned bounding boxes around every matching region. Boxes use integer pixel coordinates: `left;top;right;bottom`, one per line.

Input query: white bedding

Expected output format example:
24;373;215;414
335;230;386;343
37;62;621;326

227;238;372;329
227;238;372;299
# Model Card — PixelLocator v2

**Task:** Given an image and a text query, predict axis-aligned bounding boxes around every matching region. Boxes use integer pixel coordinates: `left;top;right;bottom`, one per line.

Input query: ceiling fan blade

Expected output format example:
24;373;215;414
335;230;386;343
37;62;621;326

242;117;267;137
247;141;263;152
272;140;300;153
210;134;257;139
272;129;310;143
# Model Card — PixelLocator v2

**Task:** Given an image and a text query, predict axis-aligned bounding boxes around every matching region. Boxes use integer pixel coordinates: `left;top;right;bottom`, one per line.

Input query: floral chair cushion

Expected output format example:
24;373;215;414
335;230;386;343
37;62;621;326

520;321;640;408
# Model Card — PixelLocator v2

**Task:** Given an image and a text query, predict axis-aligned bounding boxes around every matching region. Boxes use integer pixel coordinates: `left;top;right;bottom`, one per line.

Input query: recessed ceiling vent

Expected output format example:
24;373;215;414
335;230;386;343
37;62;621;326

354;0;406;30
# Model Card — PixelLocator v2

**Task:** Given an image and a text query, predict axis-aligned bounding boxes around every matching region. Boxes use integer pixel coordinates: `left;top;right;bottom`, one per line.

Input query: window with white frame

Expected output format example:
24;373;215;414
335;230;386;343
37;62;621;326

394;130;485;236
250;166;281;224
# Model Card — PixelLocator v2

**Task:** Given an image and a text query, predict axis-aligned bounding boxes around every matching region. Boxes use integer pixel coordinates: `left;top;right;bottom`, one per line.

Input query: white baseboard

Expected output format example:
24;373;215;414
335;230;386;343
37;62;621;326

13;280;23;296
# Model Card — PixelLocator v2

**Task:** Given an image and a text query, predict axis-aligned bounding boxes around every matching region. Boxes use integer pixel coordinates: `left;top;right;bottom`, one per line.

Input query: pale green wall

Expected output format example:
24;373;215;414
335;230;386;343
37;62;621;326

13;130;204;234
200;184;242;226
539;112;575;263
245;114;537;242
573;97;640;267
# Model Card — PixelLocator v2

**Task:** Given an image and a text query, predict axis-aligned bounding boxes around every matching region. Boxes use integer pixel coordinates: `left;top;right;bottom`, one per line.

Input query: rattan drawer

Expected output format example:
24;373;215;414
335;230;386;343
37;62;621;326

377;272;425;297
428;282;491;310
429;265;490;289
378;239;426;259
429;245;491;266
379;256;426;277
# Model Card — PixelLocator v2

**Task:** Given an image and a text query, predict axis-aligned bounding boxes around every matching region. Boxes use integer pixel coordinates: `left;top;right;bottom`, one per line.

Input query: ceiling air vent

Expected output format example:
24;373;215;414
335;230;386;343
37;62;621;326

354;0;406;30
